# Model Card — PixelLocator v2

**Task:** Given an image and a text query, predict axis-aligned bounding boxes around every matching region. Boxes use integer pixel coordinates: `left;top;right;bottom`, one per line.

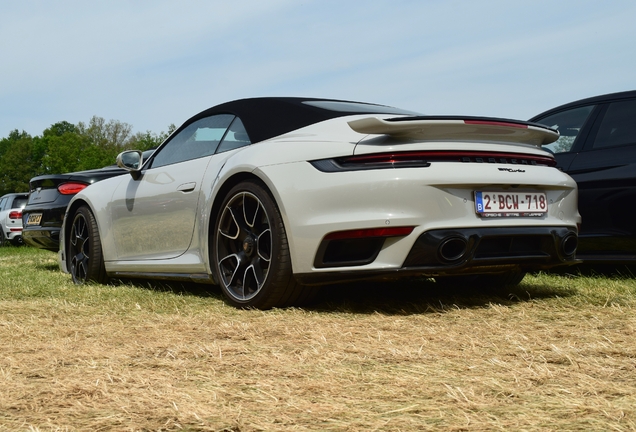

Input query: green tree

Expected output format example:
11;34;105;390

40;132;90;174
128;124;176;151
0;130;37;195
36;121;82;175
1;118;175;187
77;116;133;150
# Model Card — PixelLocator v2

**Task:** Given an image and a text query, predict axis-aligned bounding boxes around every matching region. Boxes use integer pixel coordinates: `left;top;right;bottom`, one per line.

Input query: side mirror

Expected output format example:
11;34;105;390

116;150;143;180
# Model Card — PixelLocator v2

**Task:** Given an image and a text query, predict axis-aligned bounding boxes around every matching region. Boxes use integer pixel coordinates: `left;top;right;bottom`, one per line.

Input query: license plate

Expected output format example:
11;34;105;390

27;213;42;225
475;191;547;217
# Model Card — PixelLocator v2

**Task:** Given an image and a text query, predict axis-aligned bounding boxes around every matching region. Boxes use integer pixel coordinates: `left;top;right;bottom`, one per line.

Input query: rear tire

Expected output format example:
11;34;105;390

68;205;108;284
211;181;305;309
0;230;5;247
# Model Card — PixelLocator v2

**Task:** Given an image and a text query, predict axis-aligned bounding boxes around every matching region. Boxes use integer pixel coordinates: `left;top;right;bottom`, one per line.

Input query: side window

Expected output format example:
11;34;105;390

216;117;251;153
12;196;27;209
150;114;234;168
534;105;595;153
0;197;7;211
592;99;636;149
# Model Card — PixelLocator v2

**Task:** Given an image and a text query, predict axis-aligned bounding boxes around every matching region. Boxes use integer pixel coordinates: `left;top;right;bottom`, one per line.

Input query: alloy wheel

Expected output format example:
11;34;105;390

216;191;272;301
69;211;90;283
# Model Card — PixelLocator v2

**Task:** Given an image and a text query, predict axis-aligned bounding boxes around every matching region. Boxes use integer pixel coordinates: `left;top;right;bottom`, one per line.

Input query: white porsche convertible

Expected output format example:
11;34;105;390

59;97;580;309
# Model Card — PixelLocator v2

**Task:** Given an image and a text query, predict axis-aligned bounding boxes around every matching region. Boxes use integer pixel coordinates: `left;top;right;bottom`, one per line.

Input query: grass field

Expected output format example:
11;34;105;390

1;246;635;431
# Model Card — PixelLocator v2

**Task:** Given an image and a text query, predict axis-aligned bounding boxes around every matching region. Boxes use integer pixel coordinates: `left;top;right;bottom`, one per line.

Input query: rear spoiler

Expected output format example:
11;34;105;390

348;116;559;146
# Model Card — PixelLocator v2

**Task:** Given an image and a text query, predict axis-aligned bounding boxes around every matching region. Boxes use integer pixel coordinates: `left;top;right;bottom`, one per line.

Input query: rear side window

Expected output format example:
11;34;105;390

11;196;27;208
592;99;636;149
216;117;251;153
535;105;594;153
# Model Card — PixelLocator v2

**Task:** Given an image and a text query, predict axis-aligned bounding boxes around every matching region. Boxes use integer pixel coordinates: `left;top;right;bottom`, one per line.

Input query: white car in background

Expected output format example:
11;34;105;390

59;97;581;309
0;192;29;246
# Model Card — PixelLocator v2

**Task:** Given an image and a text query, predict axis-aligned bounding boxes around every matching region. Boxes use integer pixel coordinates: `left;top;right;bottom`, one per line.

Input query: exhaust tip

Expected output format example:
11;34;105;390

561;234;578;257
438;236;468;263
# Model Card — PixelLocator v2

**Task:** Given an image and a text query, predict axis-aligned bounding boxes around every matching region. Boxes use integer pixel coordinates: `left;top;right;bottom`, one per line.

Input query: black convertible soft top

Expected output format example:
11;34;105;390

181;97;416;144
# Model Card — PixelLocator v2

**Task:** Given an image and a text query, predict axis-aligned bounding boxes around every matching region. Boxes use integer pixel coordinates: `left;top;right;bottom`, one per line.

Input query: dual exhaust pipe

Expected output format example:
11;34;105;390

436;232;578;264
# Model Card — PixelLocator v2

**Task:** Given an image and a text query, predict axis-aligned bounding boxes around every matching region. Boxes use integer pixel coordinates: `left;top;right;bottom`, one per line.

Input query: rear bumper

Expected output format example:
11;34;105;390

22;226;60;251
296;226;578;285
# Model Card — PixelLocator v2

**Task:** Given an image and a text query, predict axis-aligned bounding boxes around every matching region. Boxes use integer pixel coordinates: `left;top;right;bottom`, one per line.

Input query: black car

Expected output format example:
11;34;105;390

530;90;636;262
22;149;155;251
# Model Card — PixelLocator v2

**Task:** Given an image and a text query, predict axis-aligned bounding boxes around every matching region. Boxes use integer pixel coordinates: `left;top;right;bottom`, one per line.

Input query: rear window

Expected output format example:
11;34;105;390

11;196;28;209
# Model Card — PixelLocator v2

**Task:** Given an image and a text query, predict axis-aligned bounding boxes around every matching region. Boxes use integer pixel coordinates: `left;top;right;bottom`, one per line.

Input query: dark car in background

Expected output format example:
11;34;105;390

0;192;29;246
530;90;636;262
22;149;155;251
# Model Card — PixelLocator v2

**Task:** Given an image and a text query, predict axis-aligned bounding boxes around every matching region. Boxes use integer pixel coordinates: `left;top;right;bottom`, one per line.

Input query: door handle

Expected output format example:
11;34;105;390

177;182;196;193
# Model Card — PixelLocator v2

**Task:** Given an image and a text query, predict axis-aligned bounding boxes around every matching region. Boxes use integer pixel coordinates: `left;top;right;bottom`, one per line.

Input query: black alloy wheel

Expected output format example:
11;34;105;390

212;181;302;309
68;205;108;284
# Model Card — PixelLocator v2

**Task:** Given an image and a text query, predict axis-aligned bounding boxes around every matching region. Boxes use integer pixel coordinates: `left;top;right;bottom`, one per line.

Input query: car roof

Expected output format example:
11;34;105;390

180;97;415;144
0;193;28;198
531;90;636;121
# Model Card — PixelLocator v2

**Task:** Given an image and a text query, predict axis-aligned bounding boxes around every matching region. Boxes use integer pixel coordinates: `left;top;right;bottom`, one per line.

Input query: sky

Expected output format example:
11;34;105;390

2;0;635;138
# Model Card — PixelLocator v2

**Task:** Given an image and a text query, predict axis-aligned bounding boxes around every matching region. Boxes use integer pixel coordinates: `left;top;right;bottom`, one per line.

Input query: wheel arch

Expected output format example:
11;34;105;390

207;171;293;273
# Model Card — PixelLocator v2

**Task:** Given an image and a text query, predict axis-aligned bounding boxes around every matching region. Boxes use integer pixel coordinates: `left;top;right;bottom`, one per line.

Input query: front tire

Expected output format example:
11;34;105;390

68;205;108;284
211;181;303;309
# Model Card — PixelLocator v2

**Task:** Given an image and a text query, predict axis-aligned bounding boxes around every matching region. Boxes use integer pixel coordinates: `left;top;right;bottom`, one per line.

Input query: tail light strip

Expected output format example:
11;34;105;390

311;150;556;172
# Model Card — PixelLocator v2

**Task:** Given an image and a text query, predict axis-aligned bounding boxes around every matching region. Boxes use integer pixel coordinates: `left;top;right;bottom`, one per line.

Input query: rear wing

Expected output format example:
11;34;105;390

348;116;559;146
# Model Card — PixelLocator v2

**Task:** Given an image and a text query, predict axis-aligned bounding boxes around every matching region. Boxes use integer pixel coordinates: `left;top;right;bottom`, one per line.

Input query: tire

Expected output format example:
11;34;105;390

211;181;304;309
67;205;108;284
435;271;526;290
0;230;5;247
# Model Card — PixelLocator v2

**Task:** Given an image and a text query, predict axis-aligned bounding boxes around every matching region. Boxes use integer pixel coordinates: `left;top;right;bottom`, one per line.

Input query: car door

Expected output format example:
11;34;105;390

109;114;239;260
563;98;636;256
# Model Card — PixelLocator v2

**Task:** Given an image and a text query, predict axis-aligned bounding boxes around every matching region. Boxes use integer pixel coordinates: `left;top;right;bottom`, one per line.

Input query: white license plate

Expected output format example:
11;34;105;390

27;213;42;225
475;191;547;217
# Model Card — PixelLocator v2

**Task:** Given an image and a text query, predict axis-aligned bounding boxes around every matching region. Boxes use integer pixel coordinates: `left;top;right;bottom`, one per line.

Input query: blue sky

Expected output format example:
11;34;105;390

2;0;635;138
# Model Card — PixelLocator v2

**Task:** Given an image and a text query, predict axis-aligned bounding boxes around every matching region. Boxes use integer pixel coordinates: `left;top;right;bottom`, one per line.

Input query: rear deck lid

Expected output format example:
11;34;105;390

27;166;126;205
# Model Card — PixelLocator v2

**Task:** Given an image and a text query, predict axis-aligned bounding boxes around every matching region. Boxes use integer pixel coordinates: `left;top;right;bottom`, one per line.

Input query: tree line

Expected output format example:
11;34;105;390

0;116;175;196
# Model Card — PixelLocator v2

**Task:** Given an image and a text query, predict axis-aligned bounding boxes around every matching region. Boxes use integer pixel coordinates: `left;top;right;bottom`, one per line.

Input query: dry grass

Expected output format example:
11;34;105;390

1;247;636;431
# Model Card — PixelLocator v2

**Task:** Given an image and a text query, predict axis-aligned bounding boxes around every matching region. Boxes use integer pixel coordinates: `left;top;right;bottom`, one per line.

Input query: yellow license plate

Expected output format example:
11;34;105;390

27;213;42;225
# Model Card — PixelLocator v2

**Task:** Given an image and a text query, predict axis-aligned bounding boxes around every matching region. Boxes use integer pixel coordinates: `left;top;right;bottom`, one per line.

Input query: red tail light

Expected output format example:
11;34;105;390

325;226;415;240
311;150;556;172
58;182;89;195
346;151;555;166
9;211;22;219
